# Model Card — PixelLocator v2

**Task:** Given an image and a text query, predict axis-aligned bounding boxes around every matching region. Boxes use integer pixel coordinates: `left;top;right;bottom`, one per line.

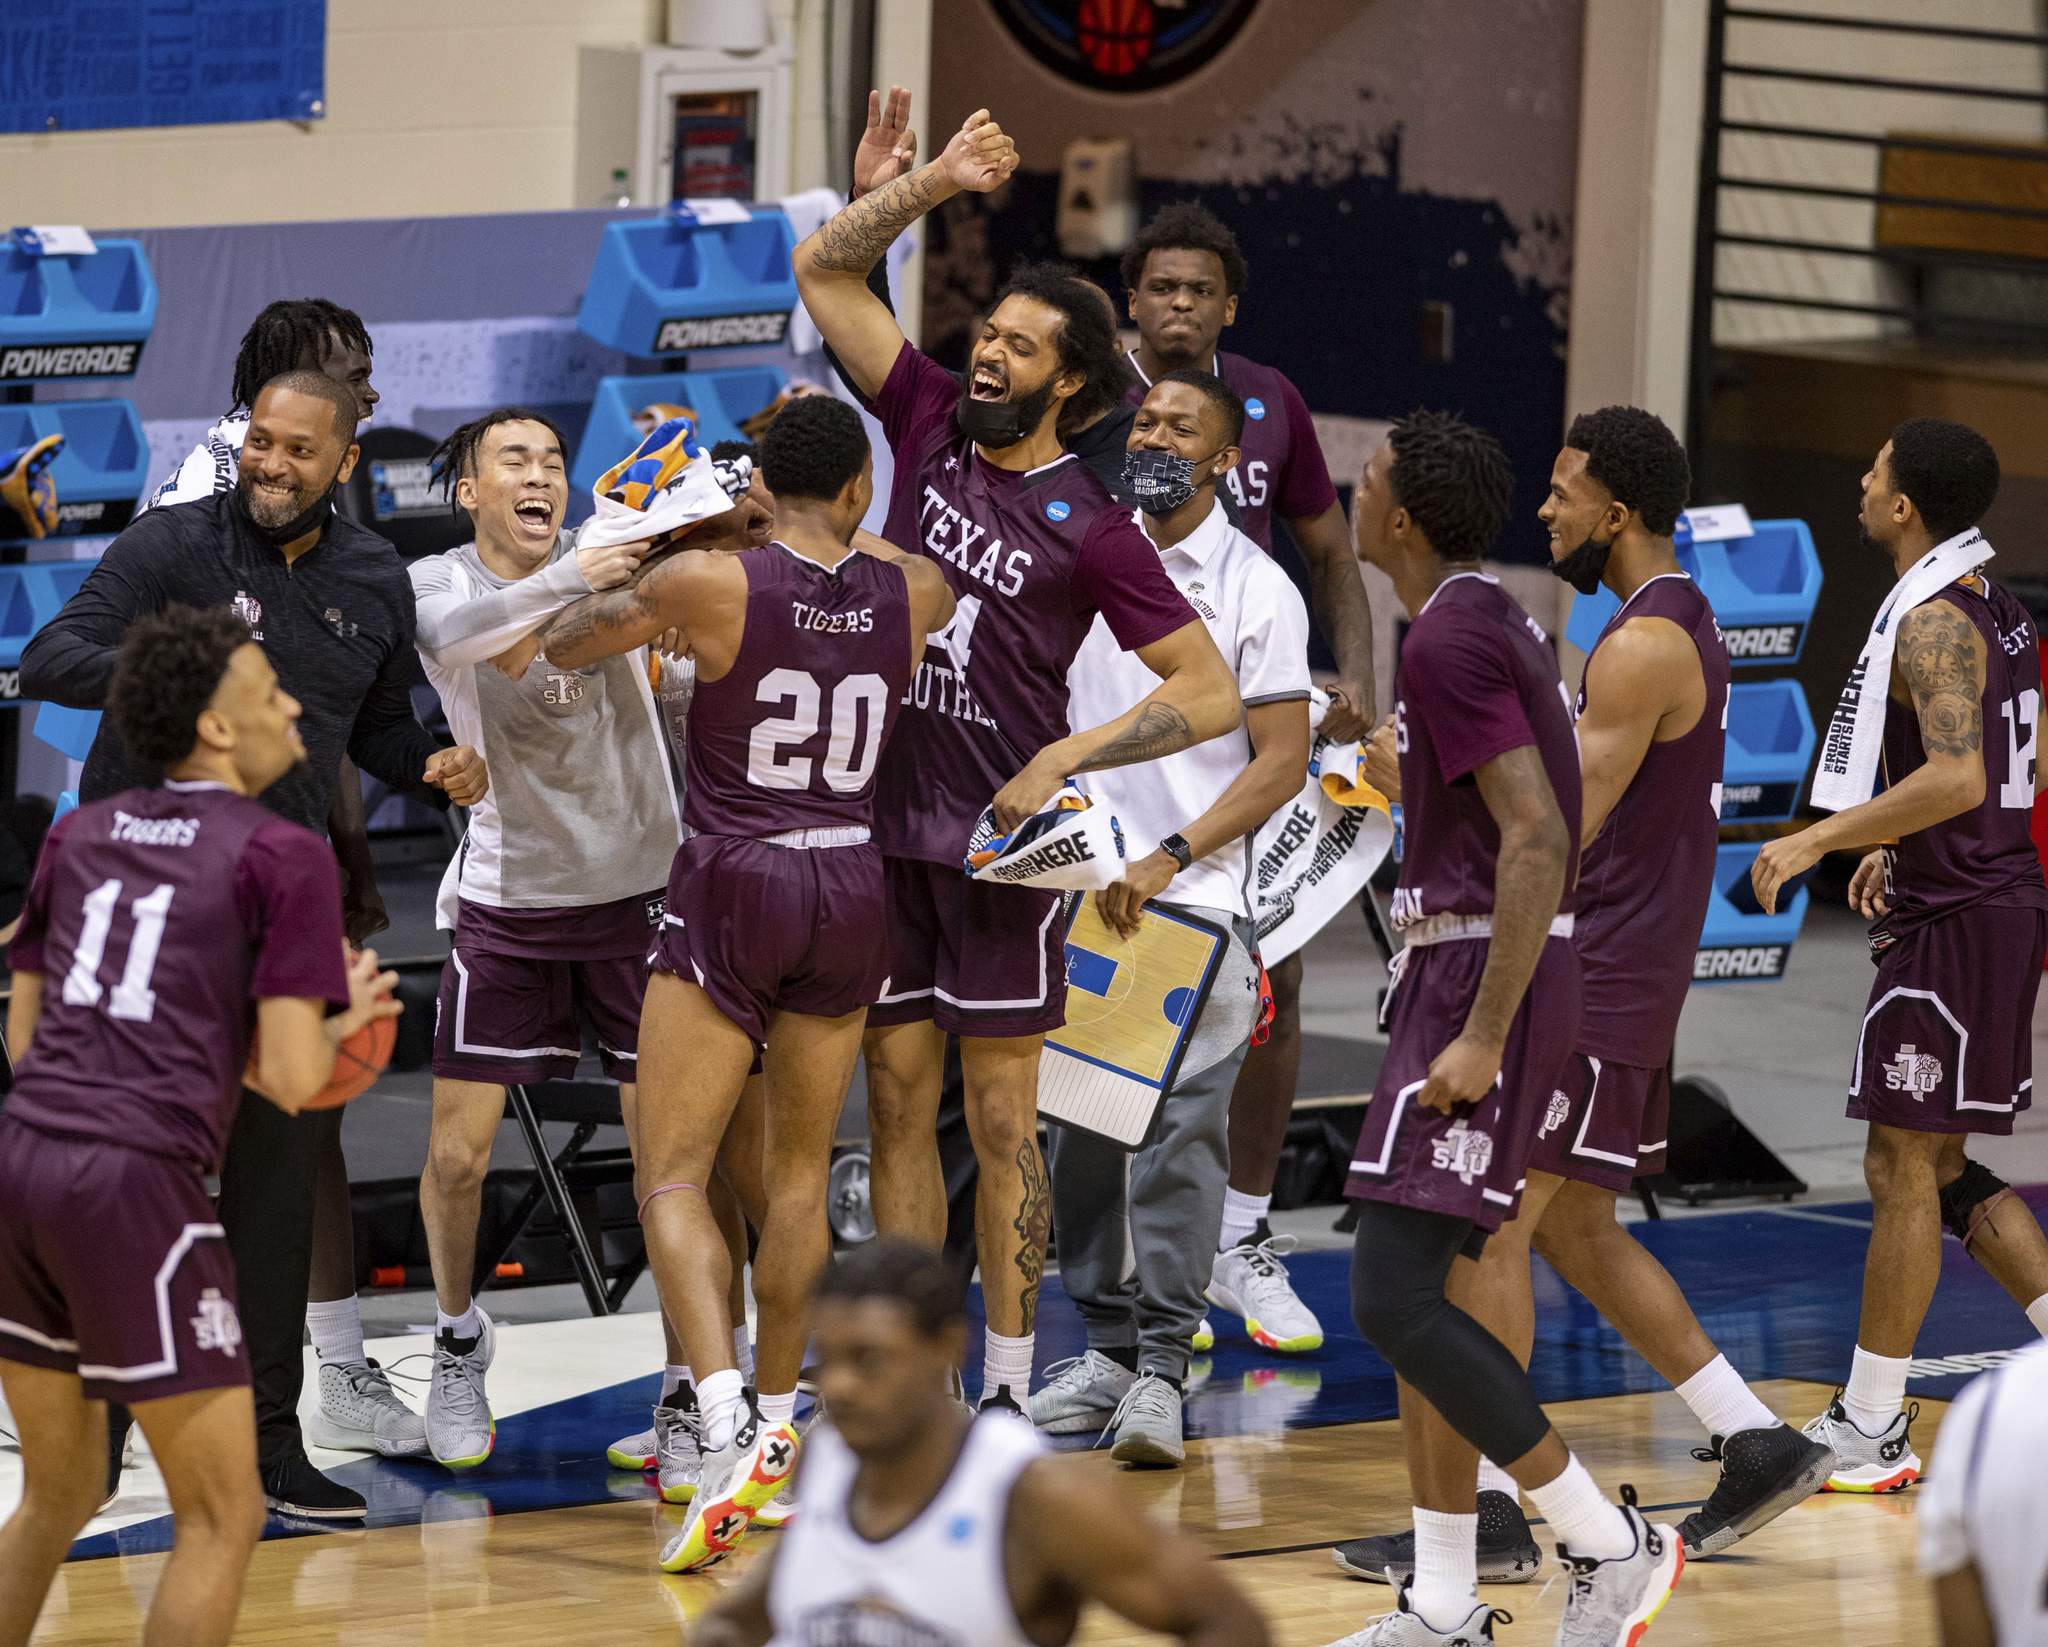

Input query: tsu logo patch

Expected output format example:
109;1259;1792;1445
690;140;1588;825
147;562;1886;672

1430;1119;1494;1186
190;1288;243;1355
542;671;586;706
1245;397;1267;420
1045;499;1071;523
229;590;264;639
1539;1090;1570;1139
1884;1044;1944;1098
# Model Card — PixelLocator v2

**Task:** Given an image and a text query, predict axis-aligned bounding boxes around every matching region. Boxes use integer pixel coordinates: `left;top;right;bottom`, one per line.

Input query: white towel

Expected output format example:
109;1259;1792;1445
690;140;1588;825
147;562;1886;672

1810;526;1994;812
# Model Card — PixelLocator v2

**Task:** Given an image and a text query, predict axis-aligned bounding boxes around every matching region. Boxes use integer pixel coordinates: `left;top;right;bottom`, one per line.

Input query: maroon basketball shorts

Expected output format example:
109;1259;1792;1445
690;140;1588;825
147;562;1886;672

1528;1054;1670;1193
652;833;889;1044
864;856;1069;1038
1347;933;1582;1233
1847;904;2046;1137
432;890;664;1085
0;1117;248;1403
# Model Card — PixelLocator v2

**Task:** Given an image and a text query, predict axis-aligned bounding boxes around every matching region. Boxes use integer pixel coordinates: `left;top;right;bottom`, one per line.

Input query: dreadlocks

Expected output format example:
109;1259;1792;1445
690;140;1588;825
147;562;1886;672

228;299;374;414
429;407;571;517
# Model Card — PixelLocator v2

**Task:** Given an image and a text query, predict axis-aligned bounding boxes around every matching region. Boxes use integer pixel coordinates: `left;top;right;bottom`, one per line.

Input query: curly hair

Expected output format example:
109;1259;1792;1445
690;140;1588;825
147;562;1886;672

1385;411;1515;563
994;260;1135;433
229;298;373;415
107;606;252;770
709;438;758;466
428;407;570;516
1886;418;2000;543
1564;406;1690;536
758;394;868;502
1154;367;1246;445
1119;201;1250;299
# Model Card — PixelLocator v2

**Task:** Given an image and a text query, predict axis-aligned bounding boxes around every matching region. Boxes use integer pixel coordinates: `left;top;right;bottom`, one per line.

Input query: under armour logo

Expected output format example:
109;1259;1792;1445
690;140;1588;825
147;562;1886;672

1883;1045;1943;1098
189;1288;243;1355
1539;1091;1570;1139
1430;1119;1495;1186
944;455;959;473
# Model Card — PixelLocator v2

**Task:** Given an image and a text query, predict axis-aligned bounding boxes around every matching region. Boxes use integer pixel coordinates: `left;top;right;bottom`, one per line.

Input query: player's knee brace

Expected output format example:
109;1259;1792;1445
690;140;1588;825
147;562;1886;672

1938;1158;2016;1255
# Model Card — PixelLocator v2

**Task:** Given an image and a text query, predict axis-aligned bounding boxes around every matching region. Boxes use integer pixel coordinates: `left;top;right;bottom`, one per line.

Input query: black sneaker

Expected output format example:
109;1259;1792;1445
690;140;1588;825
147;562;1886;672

1332;1490;1544;1585
1676;1423;1834;1557
101;1405;134;1513
262;1454;366;1520
979;1385;1025;1417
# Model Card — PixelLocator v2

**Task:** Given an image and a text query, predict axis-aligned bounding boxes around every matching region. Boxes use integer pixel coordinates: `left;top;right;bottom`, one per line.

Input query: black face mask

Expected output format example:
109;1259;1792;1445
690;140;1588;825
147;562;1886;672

955;376;1058;450
1549;529;1616;596
235;464;342;548
1122;446;1226;516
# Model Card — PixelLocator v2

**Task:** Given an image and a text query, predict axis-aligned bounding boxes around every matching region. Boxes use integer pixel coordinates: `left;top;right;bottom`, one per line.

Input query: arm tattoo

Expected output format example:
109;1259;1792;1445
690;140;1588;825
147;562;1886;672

808;165;948;274
1899;603;1984;758
1073;703;1195;772
1011;1137;1050;1335
539;583;659;668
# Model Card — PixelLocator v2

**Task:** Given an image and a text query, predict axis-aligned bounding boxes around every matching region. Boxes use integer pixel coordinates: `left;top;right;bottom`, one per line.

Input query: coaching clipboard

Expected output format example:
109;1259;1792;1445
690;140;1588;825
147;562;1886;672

1038;894;1229;1152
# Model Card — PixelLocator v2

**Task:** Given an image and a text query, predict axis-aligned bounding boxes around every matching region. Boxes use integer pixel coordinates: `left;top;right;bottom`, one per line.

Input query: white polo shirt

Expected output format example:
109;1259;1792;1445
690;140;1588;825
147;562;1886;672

1068;498;1312;918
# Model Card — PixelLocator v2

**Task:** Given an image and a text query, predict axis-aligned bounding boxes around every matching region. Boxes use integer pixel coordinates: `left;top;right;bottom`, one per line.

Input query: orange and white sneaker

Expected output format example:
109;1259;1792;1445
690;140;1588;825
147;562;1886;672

657;1412;798;1573
1802;1394;1921;1493
1552;1487;1683;1647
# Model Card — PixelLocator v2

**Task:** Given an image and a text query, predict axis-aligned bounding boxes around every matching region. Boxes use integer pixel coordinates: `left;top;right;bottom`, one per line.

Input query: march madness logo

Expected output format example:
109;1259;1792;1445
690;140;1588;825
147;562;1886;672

987;0;1260;94
1884;1044;1943;1098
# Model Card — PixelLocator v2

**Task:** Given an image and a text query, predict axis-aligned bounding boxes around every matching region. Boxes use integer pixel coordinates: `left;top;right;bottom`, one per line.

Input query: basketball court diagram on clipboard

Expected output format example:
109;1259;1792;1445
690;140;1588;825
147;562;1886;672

1039;895;1229;1150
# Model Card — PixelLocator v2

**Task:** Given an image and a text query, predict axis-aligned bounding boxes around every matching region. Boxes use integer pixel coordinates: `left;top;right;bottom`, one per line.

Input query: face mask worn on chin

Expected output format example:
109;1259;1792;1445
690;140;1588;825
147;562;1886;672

1549;529;1616;596
955;377;1058;450
236;470;340;548
1123;447;1224;516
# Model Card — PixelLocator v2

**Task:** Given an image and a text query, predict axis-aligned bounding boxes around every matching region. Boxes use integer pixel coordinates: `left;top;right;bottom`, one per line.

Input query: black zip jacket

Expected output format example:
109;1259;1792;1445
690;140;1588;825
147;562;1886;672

20;492;447;833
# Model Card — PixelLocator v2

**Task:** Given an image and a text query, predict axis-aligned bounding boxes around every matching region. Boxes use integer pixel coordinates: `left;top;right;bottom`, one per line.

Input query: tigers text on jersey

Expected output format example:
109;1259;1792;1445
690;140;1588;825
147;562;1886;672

683;543;914;838
864;342;1195;864
5;784;349;1170
766;1413;1045;1647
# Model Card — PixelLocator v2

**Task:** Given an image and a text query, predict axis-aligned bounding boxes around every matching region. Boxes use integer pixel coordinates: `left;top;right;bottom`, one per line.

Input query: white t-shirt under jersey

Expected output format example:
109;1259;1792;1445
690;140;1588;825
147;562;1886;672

145;413;251;510
1918;1339;2048;1644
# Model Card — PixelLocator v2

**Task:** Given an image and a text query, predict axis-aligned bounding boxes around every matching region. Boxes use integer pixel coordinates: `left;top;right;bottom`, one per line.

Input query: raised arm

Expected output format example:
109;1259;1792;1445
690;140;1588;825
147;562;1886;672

993;619;1242;829
853;530;956;644
1752;597;1986;913
1290;499;1376;737
792;108;1019;399
539;550;743;674
1420;742;1570;1112
1575;617;1697;850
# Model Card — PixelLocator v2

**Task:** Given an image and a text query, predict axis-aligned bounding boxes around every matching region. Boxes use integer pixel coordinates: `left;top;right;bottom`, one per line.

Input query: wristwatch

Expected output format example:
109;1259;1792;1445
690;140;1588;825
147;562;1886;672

1159;833;1193;872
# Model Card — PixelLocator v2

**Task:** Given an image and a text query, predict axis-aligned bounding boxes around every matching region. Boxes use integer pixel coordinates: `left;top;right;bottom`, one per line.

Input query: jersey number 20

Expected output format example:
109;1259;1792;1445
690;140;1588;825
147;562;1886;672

748;668;889;793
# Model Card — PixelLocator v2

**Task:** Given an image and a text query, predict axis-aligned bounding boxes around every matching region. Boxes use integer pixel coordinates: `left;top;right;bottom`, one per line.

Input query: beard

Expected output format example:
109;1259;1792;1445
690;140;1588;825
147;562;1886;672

238;472;318;530
1857;519;1889;558
1548;531;1615;596
955;372;1060;449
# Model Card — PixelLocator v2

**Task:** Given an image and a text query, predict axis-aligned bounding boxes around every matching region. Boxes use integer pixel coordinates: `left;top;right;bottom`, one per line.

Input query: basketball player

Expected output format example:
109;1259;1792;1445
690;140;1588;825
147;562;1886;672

406;408;681;1468
1339;409;1829;1589
796;107;1240;1410
0;606;398;1647
1122;201;1376;1357
1330;412;1681;1647
538;396;954;1570
694;1238;1272;1647
1033;369;1310;1465
1918;1341;2048;1647
1752;419;2048;1488
143;298;407;1467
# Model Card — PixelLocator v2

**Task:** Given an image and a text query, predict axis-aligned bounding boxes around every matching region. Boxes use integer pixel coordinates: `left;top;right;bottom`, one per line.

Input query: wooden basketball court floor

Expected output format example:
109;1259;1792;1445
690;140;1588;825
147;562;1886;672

15;1191;2043;1646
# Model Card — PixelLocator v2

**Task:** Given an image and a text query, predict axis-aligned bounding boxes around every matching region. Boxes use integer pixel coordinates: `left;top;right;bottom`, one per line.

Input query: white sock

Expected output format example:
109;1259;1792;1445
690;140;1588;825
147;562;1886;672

733;1327;756;1385
1475;1456;1519;1502
699;1368;746;1452
983;1330;1033;1397
1526;1456;1634;1561
758;1389;797;1428
1843;1344;1910;1435
435;1303;481;1343
1674;1354;1778;1439
1408;1507;1479;1623
2027;1293;2048;1340
1219;1188;1270;1250
308;1295;365;1366
660;1364;692;1406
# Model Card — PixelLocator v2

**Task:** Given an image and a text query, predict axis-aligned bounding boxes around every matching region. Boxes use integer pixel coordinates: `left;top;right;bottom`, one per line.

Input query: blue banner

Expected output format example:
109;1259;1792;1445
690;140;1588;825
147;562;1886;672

0;0;326;134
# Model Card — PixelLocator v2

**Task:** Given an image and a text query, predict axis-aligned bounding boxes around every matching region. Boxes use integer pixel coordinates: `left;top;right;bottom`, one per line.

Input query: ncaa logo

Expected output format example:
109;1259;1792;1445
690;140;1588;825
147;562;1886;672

1045;499;1071;522
1245;397;1267;420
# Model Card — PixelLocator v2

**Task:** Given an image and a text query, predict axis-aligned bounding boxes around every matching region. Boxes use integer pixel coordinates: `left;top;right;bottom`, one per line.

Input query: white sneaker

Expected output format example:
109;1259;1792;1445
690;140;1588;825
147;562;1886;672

1192;1317;1215;1352
658;1410;799;1573
1802;1393;1920;1493
1324;1583;1509;1645
655;1402;701;1504
1027;1351;1135;1436
1552;1488;1684;1647
425;1308;496;1469
1208;1231;1324;1352
606;1415;657;1472
308;1359;429;1457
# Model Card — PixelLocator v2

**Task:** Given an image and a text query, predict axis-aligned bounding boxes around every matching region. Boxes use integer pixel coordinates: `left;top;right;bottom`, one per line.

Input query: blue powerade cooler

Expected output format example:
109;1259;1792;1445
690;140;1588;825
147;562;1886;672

0;239;157;383
576;213;800;358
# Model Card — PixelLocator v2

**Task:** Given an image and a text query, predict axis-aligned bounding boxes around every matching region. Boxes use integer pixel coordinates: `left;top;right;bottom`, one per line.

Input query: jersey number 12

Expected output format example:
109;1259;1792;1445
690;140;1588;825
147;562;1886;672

2002;688;2040;810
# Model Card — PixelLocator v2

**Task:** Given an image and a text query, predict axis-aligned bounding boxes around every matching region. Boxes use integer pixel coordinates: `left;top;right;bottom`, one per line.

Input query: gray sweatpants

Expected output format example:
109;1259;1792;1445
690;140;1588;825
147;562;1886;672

1047;904;1255;1381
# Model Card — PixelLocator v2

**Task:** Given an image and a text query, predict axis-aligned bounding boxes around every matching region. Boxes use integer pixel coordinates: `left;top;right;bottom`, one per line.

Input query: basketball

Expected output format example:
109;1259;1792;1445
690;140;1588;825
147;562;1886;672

244;986;397;1111
1076;0;1153;77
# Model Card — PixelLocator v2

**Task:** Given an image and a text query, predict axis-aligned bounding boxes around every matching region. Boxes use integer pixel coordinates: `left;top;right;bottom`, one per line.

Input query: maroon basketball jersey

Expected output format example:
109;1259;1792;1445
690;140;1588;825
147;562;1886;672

1389;574;1583;928
7;783;350;1169
683;543;915;838
867;344;1195;864
1124;349;1339;552
1574;574;1730;1064
1879;579;2048;937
